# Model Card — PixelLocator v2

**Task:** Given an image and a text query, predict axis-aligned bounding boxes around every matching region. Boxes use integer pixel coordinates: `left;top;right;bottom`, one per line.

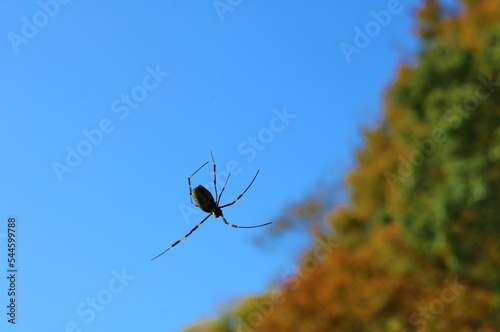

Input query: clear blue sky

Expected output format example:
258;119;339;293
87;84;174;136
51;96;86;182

1;1;424;331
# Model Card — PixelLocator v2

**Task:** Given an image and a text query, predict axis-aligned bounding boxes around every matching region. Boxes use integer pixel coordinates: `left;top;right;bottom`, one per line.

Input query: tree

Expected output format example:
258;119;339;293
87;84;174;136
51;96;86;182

183;1;500;330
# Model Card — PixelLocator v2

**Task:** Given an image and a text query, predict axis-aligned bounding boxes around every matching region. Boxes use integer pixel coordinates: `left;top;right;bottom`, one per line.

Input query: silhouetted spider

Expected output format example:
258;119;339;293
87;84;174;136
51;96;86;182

151;152;271;260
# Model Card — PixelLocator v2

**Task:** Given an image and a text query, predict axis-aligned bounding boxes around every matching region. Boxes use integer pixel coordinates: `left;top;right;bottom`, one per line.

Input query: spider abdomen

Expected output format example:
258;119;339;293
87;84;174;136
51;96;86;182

192;185;217;214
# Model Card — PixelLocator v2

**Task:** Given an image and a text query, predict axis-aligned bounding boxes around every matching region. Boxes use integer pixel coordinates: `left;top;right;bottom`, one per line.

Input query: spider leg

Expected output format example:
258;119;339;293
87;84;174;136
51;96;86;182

151;214;212;260
219;170;260;209
220;213;271;229
210;151;218;205
217;173;231;205
188;160;209;206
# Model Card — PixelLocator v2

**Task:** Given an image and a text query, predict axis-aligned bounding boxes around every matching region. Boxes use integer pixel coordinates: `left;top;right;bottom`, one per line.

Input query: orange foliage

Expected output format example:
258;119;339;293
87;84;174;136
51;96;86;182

253;224;498;331
183;1;500;330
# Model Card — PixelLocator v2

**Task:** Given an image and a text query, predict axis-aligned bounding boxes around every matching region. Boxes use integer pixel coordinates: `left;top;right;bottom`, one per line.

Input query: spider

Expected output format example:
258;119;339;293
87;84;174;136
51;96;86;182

151;152;271;260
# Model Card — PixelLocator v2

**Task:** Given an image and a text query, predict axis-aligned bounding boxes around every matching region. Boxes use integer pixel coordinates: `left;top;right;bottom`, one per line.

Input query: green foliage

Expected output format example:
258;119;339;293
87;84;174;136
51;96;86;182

389;22;500;267
183;1;500;331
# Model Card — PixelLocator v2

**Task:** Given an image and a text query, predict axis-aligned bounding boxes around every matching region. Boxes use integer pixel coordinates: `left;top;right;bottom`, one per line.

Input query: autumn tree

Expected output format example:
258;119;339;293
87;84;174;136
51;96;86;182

184;0;500;330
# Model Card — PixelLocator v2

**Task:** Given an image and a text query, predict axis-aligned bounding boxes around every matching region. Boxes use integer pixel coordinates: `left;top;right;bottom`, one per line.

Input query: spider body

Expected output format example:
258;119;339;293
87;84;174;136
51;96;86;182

151;152;271;260
191;185;222;217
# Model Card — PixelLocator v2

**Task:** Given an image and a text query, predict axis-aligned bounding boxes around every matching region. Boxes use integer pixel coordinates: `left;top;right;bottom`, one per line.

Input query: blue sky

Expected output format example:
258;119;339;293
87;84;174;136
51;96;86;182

1;0;424;330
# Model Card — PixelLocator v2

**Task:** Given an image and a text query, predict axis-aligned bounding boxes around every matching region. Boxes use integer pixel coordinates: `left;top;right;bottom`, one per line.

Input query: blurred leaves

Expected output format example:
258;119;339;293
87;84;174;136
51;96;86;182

183;1;500;331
